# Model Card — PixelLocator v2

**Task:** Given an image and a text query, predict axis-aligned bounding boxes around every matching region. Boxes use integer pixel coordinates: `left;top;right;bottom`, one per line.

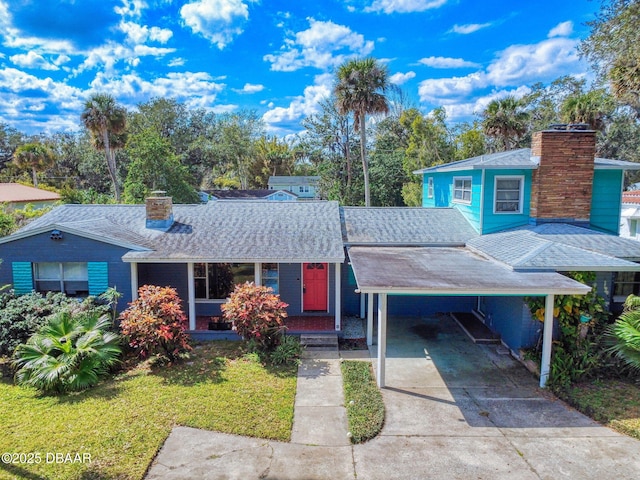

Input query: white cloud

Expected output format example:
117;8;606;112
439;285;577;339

74;41;176;75
168;57;186;67
233;83;265;94
120;21;173;44
180;0;250;49
389;71;415;85
9;51;59;70
262;73;332;125
211;104;238;113
264;18;374;72
449;23;491;35
419;56;480;68
364;0;447;14
548;21;573;38
53;54;71;66
114;0;148;19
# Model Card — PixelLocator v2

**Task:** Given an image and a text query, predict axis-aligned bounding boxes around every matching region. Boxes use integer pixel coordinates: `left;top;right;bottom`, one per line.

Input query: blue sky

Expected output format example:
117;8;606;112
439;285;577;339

0;0;600;137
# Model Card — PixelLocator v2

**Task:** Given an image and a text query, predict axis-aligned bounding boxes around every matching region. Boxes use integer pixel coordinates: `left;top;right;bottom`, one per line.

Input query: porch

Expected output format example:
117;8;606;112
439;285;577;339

194;315;336;334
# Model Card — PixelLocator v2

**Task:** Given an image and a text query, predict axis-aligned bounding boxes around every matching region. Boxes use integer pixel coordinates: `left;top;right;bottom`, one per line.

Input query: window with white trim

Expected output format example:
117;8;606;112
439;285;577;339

34;262;88;296
427;177;434;199
453;177;472;204
494;176;523;213
194;263;255;300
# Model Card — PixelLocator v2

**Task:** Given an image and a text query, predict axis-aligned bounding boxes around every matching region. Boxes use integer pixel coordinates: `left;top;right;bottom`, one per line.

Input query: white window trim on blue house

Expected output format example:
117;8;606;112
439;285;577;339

427;177;434;199
493;175;524;214
453;176;472;205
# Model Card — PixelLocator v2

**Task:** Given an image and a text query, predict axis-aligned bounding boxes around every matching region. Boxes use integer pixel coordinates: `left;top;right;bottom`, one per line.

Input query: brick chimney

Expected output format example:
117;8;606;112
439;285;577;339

145;191;174;230
529;125;596;226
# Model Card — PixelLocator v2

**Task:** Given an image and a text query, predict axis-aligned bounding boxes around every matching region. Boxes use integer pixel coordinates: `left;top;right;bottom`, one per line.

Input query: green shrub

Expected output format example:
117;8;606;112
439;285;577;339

0;291;80;356
221;282;288;352
270;335;302;365
13;310;122;394
119;285;191;362
607;294;640;373
342;361;385;443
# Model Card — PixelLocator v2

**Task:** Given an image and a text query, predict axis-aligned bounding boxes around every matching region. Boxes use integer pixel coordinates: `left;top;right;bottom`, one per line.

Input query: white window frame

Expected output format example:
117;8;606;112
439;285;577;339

427;177;434;199
34;262;88;295
493;175;524;214
453;176;472;205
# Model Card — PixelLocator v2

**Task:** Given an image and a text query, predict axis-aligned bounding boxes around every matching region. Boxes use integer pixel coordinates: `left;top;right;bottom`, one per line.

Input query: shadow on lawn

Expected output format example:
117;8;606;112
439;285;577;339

0;462;48;480
152;355;228;386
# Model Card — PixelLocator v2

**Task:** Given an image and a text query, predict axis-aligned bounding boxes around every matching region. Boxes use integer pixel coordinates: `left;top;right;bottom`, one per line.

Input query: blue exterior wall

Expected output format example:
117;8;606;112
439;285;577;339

280;263;335;315
422;170;483;232
342;262;360;316
138;262;190;315
0;231;132;310
388;295;475;316
591;169;623;234
483;296;540;351
481;169;532;234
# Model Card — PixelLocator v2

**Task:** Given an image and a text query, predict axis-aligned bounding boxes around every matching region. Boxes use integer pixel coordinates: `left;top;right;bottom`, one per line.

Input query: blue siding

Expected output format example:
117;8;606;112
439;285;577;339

591;169;622;234
88;262;109;296
138;263;191;315
342;261;360;316
483;296;540;351
482;170;532;234
0;232;132;310
279;263;335;316
422;170;482;232
12;262;33;294
388;295;475;316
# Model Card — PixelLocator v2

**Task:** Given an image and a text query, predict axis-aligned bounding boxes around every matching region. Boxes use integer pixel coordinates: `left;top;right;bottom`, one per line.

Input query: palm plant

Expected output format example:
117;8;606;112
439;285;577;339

13;310;121;394
13;142;55;187
607;294;640;372
334;57;390;206
81;93;127;202
560;89;615;131
482;96;529;152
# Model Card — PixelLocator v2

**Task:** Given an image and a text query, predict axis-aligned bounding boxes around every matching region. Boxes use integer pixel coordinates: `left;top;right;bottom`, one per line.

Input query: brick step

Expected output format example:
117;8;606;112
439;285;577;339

300;333;339;349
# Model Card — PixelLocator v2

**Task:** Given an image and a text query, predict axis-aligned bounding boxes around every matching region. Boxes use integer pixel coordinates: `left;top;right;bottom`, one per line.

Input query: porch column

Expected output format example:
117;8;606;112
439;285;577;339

255;262;262;286
377;293;388;388
540;294;555;388
360;292;366;319
367;293;374;346
334;263;341;331
187;262;196;331
130;262;138;301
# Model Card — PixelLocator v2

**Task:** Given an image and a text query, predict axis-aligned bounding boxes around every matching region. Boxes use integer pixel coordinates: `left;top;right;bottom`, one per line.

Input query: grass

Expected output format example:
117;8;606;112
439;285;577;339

0;341;297;480
561;377;640;440
341;360;385;443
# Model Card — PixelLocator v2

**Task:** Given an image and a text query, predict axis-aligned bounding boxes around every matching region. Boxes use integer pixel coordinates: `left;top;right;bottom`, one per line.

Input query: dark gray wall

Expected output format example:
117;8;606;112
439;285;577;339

0;231;132;310
138;263;190;316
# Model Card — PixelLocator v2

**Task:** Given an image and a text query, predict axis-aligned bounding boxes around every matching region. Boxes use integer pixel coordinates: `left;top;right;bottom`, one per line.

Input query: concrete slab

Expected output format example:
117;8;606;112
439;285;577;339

301;350;339;360
295;375;344;406
290;406;350;446
297;358;342;377
267;444;355;480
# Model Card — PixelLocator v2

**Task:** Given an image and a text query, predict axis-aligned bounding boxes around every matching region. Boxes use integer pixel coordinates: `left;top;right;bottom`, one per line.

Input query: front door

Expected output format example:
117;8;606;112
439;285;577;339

303;263;328;311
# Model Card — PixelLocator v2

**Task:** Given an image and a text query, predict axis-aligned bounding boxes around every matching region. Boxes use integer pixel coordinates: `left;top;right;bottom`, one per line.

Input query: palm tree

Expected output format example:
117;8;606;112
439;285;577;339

81;93;127;202
13;142;55;188
560;89;615;131
606;294;640;372
482;96;529;152
14;310;121;393
334;57;390;206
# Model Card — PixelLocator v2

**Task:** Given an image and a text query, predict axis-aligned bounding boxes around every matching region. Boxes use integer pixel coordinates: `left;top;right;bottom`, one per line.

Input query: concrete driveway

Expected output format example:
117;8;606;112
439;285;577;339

147;315;640;479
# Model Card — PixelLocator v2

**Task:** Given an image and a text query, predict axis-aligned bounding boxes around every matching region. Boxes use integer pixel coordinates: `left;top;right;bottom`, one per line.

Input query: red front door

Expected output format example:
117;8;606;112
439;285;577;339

303;263;328;311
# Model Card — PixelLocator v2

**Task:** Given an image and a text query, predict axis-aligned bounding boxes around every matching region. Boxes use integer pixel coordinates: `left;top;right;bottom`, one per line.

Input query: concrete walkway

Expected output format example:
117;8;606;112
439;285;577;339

146;316;640;479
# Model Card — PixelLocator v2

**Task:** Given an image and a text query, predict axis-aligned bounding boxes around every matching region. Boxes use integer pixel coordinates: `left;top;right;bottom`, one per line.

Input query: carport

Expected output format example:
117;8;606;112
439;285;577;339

348;246;591;388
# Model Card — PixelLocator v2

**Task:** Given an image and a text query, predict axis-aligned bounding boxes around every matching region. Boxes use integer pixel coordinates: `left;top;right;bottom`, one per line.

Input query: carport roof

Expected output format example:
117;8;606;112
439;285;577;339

348;246;591;296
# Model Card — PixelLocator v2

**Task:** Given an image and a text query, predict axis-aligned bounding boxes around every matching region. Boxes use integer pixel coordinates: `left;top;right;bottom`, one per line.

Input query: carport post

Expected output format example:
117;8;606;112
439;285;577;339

540;294;554;388
367;293;374;346
377;293;388;388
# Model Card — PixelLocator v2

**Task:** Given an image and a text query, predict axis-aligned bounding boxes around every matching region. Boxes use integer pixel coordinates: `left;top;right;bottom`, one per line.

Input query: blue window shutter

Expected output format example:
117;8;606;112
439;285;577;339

88;262;109;296
12;262;33;294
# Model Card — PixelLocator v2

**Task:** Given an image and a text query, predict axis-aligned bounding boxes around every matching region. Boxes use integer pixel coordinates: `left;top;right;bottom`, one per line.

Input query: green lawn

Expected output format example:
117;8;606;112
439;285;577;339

562;378;640;440
341;360;385;443
0;342;297;480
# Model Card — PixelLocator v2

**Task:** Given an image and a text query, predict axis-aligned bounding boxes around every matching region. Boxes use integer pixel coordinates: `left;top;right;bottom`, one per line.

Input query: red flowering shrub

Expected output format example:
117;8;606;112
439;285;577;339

119;285;191;362
221;282;288;352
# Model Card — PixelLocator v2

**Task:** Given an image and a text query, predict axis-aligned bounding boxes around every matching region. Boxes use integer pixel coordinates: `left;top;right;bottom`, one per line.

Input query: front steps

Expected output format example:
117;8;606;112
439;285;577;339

300;333;339;352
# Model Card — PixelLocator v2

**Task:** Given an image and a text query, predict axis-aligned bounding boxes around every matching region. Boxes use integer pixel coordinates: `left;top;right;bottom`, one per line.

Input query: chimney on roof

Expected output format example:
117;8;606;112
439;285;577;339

529;125;596;227
145;191;174;230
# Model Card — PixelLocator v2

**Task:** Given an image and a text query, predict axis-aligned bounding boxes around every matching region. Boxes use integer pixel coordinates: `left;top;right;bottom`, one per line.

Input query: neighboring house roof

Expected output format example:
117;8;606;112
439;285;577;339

205;189;297;200
467;228;640;271
348;246;591;296
413;149;640;174
341;207;478;245
268;176;320;186
2;201;345;263
0;183;60;203
622;191;640;205
621;205;640;219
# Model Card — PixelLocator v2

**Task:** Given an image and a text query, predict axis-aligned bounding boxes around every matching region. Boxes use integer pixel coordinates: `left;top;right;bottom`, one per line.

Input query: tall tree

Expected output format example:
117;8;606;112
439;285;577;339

81;93;127;202
13;142;55;187
580;0;640;116
334;57;390;206
560;89;616;131
482;96;529;152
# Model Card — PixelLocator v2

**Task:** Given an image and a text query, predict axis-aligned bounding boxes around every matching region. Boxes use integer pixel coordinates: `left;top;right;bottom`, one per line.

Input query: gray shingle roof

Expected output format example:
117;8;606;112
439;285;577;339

414;148;640;174
341;207;478;245
6;201;345;263
468;226;640;271
267;176;320;186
